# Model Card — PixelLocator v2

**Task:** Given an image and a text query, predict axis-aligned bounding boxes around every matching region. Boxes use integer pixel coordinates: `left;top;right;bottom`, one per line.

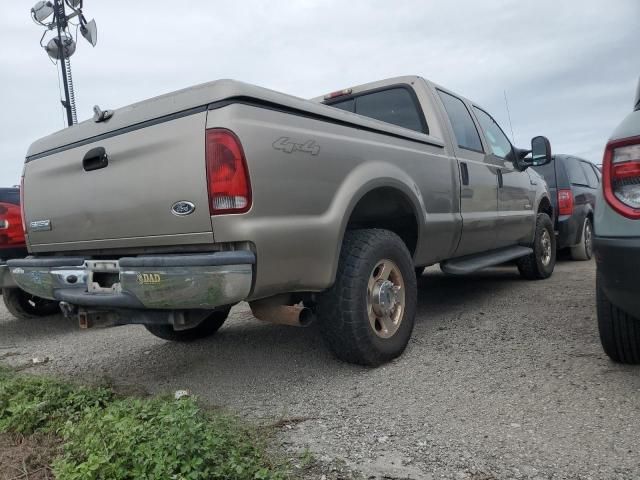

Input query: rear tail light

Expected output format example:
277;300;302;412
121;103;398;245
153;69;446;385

20;175;26;233
0;201;26;248
603;135;640;219
557;189;574;216
205;129;252;215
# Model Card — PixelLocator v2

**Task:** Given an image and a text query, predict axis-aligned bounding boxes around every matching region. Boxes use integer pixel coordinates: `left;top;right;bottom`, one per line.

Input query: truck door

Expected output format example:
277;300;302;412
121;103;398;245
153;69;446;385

436;90;498;256
472;106;535;247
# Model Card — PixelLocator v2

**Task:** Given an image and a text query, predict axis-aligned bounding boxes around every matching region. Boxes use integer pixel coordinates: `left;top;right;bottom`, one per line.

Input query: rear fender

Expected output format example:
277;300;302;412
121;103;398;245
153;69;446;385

329;162;427;284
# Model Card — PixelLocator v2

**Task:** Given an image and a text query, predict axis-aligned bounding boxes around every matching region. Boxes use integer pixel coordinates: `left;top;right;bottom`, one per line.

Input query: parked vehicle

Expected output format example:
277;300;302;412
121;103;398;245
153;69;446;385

533;155;601;260
10;76;555;365
594;78;640;364
0;187;60;319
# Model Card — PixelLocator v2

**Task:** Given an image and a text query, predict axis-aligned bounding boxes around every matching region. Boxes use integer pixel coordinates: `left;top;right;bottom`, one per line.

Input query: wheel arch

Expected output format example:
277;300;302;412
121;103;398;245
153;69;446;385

578;204;595;243
329;177;426;287
537;194;554;221
585;204;595;220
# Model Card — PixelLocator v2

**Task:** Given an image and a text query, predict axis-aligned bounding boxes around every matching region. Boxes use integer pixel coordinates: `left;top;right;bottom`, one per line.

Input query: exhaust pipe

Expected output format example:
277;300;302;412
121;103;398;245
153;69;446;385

250;302;315;327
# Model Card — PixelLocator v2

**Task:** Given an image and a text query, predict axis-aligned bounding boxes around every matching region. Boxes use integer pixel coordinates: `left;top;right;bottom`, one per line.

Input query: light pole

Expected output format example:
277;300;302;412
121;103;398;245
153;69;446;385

31;0;98;127
53;0;74;125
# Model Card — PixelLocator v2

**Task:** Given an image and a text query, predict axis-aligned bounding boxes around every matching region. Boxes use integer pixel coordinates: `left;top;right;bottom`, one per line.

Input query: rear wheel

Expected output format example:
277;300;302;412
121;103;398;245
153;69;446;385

2;288;60;319
145;307;231;342
517;213;556;280
597;272;640;364
570;217;593;261
317;229;417;366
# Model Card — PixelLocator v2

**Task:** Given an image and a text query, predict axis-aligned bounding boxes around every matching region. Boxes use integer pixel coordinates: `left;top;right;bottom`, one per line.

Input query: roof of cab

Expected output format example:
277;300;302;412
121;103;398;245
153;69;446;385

27;77;444;159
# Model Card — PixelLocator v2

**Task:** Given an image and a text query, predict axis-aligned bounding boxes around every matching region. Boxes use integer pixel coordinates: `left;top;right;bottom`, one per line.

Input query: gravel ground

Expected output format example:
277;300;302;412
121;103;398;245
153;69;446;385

1;259;639;479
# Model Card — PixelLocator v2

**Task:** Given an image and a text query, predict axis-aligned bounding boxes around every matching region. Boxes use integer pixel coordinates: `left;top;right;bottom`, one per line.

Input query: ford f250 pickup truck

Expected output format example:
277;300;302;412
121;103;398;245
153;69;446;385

10;76;555;365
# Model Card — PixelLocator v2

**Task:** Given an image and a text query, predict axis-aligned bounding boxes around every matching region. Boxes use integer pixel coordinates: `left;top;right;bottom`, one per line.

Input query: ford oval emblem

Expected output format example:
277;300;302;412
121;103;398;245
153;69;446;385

171;201;196;216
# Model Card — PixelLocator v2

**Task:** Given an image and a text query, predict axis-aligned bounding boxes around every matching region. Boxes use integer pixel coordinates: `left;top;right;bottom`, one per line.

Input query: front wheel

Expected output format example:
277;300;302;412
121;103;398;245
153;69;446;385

570;217;593;261
144;307;231;342
517;213;556;280
317;229;417;366
2;288;60;319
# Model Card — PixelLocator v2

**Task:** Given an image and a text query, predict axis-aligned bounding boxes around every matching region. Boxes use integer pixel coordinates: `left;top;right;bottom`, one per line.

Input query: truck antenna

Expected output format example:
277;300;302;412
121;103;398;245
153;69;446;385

504;90;515;144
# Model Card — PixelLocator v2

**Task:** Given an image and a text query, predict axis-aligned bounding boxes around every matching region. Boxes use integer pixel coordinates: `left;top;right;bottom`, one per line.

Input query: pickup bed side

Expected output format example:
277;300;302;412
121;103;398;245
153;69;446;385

205;94;461;298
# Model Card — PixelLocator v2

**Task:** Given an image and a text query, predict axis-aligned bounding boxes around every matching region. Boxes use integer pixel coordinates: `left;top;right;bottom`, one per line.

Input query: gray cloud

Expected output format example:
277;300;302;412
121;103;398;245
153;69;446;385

1;0;638;186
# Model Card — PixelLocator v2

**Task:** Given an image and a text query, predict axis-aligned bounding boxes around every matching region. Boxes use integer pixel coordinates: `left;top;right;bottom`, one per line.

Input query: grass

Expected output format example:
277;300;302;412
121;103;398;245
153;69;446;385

0;368;286;479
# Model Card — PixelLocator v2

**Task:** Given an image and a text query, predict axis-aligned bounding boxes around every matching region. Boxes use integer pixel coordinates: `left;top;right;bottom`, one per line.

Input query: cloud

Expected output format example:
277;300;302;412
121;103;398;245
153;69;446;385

0;0;638;186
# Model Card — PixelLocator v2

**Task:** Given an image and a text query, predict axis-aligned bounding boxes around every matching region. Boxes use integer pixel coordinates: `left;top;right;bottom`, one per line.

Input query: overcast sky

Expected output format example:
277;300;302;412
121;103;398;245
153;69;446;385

0;0;638;186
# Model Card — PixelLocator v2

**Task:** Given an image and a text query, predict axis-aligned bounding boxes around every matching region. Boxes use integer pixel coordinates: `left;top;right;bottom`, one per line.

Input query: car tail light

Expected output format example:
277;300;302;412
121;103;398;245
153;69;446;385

557;189;574;216
205;129;252;215
0;201;26;248
603;135;640;219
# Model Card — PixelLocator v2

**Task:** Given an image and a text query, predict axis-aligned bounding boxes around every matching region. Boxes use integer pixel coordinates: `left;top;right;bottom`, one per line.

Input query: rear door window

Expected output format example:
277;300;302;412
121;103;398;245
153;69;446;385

436;90;484;153
532;161;557;188
565;157;589;186
327;87;426;133
595;165;602;181
0;189;19;205
581;161;600;188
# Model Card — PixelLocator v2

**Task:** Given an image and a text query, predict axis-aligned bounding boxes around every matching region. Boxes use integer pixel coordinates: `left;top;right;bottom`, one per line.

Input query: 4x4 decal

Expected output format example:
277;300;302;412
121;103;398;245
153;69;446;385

272;137;320;156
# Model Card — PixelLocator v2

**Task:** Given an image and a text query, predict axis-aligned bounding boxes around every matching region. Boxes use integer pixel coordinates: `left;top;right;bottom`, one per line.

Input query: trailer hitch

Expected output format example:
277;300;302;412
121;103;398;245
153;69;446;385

59;301;118;329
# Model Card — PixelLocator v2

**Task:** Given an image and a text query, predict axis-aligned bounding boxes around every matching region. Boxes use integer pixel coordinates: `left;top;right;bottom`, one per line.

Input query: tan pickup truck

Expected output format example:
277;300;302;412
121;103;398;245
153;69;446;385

10;76;555;365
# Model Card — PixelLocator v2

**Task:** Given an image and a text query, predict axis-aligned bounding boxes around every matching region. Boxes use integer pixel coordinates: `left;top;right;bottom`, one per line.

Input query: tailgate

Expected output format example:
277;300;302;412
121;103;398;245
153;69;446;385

23;111;213;252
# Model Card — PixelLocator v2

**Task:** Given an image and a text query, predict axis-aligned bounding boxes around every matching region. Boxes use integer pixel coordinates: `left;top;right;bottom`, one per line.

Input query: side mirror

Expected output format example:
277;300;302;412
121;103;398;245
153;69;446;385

530;136;552;166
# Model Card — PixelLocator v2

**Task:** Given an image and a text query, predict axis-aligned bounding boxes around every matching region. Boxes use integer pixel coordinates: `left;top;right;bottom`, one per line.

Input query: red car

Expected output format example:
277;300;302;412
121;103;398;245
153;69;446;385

0;187;59;319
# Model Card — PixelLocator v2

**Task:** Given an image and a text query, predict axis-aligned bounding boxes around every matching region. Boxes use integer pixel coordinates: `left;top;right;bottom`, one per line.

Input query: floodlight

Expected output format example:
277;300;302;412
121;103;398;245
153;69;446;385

80;19;97;46
45;35;76;59
32;1;54;23
32;0;99;127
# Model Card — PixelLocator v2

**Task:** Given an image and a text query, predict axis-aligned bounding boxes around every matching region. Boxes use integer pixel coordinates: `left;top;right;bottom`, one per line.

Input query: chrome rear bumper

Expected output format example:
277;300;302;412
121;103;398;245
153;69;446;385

7;252;254;310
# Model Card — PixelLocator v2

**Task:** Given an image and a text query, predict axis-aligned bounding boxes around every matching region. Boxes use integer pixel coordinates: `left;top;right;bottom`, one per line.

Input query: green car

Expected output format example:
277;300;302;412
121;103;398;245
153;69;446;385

594;78;640;364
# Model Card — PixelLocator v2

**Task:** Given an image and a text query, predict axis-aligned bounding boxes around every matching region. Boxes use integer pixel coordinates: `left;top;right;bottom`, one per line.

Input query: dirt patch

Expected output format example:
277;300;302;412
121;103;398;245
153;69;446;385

0;433;60;480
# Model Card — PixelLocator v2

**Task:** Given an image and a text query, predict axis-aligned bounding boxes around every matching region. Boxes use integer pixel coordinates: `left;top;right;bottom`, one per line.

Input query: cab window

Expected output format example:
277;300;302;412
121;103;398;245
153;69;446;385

328;87;427;133
330;98;354;113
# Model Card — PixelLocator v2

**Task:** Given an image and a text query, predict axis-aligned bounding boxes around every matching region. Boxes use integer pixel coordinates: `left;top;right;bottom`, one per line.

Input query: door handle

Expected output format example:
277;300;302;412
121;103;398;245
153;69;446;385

460;162;469;186
497;169;504;188
83;147;108;172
